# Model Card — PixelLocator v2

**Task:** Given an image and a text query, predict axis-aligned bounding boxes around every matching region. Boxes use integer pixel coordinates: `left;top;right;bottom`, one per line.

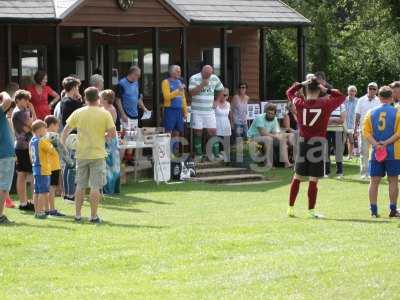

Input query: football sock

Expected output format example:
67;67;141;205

289;178;301;206
389;203;397;212
194;135;202;156
308;181;318;210
212;141;220;157
370;204;378;216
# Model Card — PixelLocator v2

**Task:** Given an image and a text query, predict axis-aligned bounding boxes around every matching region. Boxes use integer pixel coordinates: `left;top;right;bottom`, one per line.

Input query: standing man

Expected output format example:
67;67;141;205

189;65;224;161
162;65;188;154
0;92;15;224
115;66;149;130
61;87;116;223
345;86;358;160
326;102;346;178
363;86;400;218
115;66;149;164
390;81;400;105
355;82;380;179
286;76;345;219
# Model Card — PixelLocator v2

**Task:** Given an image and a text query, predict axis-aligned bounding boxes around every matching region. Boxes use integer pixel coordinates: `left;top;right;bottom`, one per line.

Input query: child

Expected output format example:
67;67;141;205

29;120;58;219
100;90;120;195
12;90;36;211
44;115;65;216
215;88;232;161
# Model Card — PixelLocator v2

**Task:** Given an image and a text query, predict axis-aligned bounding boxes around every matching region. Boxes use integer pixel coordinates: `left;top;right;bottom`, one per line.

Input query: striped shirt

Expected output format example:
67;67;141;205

189;73;224;114
344;96;358;130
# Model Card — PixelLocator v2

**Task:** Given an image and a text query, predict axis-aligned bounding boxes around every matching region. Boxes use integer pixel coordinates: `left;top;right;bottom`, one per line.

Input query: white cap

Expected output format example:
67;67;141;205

368;82;378;88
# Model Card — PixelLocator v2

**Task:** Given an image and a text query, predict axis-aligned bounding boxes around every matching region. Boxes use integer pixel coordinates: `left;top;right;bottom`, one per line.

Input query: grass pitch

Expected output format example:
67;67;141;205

0;161;399;299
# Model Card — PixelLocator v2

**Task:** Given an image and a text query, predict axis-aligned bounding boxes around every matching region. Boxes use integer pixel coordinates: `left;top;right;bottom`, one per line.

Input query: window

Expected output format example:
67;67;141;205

201;48;221;76
19;46;47;87
114;49;139;81
143;49;170;97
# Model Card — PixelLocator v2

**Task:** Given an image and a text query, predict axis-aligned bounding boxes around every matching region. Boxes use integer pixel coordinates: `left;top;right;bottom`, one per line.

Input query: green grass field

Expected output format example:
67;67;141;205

1;161;399;299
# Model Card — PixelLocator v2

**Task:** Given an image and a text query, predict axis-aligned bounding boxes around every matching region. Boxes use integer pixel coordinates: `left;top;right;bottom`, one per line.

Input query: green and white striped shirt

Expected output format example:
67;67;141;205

189;73;224;114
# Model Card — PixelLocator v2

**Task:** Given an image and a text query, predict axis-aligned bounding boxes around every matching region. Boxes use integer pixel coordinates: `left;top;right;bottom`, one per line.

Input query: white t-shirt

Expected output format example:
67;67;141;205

215;102;231;136
355;95;380;126
189;73;224;115
328;104;346;132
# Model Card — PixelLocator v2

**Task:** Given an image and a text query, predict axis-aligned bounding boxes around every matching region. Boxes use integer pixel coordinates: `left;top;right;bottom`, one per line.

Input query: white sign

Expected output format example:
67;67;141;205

247;104;261;120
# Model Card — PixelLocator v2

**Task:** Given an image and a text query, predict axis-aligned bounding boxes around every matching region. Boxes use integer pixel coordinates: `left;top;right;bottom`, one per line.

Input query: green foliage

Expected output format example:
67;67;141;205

267;0;400;99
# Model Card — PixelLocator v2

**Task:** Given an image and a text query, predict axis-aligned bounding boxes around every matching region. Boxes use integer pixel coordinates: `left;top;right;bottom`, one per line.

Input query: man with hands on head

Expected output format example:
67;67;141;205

286;75;345;219
189;65;224;161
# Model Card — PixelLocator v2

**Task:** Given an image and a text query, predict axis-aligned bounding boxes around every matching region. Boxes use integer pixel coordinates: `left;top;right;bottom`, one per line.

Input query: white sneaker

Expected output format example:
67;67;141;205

336;174;344;179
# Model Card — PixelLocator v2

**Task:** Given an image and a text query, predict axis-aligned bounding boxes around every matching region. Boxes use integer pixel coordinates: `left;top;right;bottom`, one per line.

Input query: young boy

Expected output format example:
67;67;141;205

29;120;58;219
44;115;65;216
12;90;36;211
286;76;345;218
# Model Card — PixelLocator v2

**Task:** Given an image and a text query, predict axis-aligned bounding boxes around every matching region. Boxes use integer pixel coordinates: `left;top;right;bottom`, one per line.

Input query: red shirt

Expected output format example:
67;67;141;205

286;83;345;141
27;85;55;120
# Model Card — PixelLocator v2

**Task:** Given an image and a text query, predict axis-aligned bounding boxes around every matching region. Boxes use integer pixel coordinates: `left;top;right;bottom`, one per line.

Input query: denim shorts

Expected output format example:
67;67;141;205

0;157;15;192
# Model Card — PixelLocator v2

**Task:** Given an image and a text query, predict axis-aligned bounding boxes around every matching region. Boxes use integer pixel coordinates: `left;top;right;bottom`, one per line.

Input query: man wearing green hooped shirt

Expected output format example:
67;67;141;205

189;65;224;160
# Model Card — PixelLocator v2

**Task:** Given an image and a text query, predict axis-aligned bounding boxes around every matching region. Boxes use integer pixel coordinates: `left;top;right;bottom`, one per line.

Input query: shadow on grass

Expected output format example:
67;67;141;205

321;218;392;224
117;161;364;195
100;221;167;229
103;194;172;206
5;222;76;231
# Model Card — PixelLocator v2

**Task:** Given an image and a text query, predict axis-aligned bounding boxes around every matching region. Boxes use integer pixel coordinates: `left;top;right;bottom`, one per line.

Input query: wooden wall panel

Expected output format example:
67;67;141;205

186;27;260;100
62;0;184;28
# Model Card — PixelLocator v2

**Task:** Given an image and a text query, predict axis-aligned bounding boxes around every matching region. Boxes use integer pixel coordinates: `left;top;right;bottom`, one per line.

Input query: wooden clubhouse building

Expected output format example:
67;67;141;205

0;0;310;125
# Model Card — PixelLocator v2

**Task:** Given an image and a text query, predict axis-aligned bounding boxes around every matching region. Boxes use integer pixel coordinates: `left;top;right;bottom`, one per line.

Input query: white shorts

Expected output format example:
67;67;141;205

191;113;216;130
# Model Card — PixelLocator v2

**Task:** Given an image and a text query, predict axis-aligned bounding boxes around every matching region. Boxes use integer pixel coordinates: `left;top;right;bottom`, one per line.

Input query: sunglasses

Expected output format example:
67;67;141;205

369;87;377;90
240;86;247;89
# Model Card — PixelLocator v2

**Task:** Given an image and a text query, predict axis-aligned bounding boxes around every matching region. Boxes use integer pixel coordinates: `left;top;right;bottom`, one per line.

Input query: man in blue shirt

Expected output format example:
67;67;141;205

115;66;149;130
0;92;15;224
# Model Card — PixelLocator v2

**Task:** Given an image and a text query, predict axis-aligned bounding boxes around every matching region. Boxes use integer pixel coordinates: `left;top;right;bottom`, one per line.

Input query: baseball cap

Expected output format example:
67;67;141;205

368;82;378;89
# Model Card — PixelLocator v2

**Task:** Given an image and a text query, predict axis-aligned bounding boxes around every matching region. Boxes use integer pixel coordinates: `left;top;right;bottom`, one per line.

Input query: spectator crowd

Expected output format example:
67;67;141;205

0;64;397;224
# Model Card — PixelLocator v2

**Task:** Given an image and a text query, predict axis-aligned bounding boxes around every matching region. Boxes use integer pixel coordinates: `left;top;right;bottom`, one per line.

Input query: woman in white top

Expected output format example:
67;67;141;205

214;88;231;161
215;88;231;137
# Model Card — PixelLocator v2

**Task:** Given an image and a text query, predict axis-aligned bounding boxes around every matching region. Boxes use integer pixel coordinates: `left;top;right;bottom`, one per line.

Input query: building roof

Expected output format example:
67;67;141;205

0;0;56;19
0;0;310;26
167;0;311;26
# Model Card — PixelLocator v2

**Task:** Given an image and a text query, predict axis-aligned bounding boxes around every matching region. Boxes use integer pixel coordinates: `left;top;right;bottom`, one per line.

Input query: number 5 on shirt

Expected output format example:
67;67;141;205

378;112;386;131
303;109;322;127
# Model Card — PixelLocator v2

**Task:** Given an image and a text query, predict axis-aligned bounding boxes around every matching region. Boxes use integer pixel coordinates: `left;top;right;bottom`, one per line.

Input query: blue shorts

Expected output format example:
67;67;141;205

0;157;15;192
164;107;184;133
34;175;50;194
369;160;400;177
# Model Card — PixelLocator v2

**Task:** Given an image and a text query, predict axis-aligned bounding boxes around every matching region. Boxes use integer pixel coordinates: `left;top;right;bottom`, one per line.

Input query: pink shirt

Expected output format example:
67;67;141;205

27;85;55;120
